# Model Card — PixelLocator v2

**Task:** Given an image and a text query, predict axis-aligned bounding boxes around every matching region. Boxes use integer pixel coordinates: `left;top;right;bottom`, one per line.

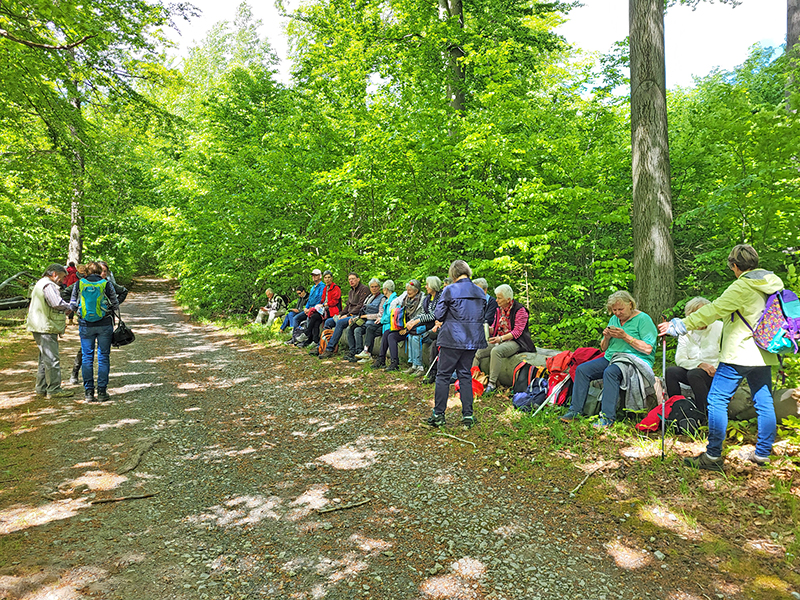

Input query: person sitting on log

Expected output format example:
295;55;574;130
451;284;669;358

372;279;424;372
342;278;383;363
664;296;722;415
356;280;396;364
317;272;369;359
472;284;535;396
403;276;442;377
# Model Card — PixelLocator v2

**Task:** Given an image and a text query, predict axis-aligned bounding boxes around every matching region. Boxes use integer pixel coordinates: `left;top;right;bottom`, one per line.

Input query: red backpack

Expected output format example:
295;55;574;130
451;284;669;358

545;351;574;406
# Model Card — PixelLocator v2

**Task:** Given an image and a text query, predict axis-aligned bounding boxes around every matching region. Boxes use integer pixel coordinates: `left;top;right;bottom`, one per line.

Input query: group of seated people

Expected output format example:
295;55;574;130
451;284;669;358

255;268;535;389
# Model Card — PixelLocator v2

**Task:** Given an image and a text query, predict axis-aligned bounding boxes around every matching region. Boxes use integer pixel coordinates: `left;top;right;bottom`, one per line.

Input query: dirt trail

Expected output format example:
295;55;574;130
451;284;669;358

0;278;741;599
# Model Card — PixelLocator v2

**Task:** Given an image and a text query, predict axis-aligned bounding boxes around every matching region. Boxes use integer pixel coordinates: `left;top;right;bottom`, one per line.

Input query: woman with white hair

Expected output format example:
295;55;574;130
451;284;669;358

664;297;722;413
372;279;425;371
403;276;443;376
472;284;535;395
356;280;396;363
561;290;658;427
342;278;384;363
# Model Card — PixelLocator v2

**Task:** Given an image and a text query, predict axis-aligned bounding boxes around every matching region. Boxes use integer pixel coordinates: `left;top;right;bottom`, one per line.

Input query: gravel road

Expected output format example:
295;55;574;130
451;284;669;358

0;279;725;599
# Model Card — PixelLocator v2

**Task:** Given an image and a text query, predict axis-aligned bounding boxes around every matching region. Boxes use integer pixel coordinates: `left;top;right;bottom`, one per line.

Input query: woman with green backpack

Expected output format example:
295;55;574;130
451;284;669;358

69;261;119;403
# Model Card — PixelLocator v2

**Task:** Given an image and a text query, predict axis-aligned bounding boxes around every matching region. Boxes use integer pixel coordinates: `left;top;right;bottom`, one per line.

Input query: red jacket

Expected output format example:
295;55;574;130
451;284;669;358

322;284;341;317
63;266;78;287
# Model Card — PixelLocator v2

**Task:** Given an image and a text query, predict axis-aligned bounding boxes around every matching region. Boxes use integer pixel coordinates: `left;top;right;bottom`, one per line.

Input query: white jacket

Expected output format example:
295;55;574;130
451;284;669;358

674;320;722;370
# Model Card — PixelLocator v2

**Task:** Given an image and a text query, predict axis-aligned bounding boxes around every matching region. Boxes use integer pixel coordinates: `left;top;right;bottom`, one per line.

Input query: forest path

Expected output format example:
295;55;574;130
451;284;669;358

0;278;713;600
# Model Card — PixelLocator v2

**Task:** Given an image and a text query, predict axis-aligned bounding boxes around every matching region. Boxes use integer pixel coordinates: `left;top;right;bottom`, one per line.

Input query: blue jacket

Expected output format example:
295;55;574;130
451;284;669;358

484;295;498;325
434;278;488;350
306;281;325;307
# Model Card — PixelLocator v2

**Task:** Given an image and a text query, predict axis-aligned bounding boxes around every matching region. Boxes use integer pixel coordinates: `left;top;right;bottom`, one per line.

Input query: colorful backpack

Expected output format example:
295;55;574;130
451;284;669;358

390;305;406;331
78;278;109;322
512;363;546;394
736;289;800;355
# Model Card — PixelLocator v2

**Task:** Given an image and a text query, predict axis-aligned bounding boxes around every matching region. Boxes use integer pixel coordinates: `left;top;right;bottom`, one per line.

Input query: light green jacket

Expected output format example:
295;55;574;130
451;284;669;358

682;269;784;367
26;277;67;335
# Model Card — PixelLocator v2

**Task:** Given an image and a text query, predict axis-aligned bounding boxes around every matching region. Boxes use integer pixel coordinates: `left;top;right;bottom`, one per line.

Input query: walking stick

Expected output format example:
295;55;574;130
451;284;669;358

661;335;667;460
424;354;439;380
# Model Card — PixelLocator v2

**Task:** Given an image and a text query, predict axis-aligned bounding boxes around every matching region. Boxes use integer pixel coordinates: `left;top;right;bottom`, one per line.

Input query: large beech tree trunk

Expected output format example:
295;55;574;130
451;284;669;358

629;0;675;320
438;0;465;114
789;0;800;109
66;49;84;266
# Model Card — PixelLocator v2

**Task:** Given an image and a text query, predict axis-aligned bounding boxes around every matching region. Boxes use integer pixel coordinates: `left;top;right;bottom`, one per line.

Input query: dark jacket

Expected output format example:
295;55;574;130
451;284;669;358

484;295;498;325
434;277;488;350
343;282;370;316
69;275;119;327
489;300;535;352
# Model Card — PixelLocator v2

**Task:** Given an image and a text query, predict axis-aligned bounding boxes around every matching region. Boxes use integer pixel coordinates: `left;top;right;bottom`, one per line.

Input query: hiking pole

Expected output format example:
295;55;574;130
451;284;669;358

660;336;667;460
423;354;439;380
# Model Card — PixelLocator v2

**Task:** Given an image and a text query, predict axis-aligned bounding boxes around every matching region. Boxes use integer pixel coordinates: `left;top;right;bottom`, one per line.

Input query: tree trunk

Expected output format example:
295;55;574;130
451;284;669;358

438;0;465;114
65;49;84;266
629;0;675;320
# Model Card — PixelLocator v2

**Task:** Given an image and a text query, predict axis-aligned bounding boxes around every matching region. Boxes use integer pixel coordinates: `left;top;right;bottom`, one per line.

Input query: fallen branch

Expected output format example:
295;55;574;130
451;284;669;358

316;498;371;514
117;437;161;474
91;492;158;505
570;462;621;495
436;431;477;448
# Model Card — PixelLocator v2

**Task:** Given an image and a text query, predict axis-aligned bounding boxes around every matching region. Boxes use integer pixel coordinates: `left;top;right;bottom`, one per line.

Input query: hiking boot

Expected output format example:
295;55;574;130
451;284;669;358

747;451;771;467
425;412;446;427
386;359;400;372
560;410;579;423
684;452;724;472
97;388;110;402
483;383;497;396
308;348;320;356
84;389;97;403
34;391;47;399
412;365;425;377
403;366;417;375
318;350;334;359
70;366;80;385
354;350;370;359
461;415;478;428
371;358;386;369
49;389;74;399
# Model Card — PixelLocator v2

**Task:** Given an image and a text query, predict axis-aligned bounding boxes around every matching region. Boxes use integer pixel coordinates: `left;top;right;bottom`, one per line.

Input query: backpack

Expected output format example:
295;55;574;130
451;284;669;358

454;366;487;398
545;351;574;406
736;289;800;355
319;328;338;354
390;305;406;331
78;278;109;322
512;376;549;412
512;363;546;394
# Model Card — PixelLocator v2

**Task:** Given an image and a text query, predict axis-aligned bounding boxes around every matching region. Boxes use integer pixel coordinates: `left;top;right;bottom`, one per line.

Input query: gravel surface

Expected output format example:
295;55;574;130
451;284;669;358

0;279;736;599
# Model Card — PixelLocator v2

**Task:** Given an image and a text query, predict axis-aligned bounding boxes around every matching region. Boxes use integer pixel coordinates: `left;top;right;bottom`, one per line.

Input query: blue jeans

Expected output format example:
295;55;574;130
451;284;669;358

706;362;775;458
406;333;425;367
79;323;113;391
568;356;623;421
325;316;352;349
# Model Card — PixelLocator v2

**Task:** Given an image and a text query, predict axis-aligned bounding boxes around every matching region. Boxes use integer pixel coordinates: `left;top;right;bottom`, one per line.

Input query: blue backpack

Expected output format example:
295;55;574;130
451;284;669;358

512;376;549;412
78;278;109;322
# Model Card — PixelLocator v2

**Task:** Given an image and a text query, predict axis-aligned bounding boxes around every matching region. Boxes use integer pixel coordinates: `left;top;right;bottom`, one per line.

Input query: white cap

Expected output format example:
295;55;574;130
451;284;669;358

311;269;322;275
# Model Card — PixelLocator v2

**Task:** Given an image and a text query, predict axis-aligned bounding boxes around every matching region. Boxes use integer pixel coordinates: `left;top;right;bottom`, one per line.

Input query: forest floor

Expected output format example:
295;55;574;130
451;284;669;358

0;278;799;600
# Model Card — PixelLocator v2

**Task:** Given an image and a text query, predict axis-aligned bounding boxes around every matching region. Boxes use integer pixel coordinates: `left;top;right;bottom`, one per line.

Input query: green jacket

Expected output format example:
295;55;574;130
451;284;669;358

683;269;784;367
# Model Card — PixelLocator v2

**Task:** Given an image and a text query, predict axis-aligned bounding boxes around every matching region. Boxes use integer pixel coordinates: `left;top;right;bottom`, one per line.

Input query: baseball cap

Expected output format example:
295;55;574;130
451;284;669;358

311;268;322;275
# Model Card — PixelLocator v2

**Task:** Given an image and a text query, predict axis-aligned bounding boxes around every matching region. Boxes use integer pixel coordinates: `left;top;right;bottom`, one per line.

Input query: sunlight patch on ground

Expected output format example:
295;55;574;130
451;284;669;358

112;382;163;394
450;557;486;580
639;504;704;541
604;540;653;570
349;533;391;555
286;484;330;521
188;494;282;528
68;470;128;491
493;524;523;538
316;436;383;470
314;553;369;585
71;461;98;469
665;592;704;600
20;566;106;600
620;440;664;459
92;418;142;432
0;498;89;535
433;472;455;485
185;406;202;412
743;538;785;557
0;394;35;410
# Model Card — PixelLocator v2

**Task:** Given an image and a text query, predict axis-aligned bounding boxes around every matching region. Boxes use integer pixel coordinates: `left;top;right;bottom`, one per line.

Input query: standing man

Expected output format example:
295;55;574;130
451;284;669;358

26;264;74;399
319;272;370;359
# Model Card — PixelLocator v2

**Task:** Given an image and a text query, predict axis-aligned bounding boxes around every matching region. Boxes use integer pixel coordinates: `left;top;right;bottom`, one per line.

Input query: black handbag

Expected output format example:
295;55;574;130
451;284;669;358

112;310;135;347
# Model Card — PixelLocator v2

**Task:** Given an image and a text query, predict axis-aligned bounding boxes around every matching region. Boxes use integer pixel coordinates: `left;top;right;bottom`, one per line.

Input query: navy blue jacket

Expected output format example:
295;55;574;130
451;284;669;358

484;295;498;325
434;277;488;350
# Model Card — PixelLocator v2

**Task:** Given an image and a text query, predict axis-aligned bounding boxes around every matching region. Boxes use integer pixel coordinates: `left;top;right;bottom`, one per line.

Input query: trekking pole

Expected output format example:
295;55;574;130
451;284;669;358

424;354;439;380
661;335;667;461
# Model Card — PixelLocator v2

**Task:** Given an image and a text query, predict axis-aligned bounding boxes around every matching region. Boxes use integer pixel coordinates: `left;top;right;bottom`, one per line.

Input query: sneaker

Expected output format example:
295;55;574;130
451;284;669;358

354;350;370;359
461;415;478;428
748;451;771;467
283;340;295;346
412;366;426;377
97;389;110;402
308;348;320;356
34;391;47;399
371;358;385;369
483;383;497;396
386;360;400;372
684;452;724;472
592;417;613;429
403;366;417;375
341;353;355;361
357;357;372;364
318;350;334;359
425;412;446;427
49;389;75;399
560;410;579;423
